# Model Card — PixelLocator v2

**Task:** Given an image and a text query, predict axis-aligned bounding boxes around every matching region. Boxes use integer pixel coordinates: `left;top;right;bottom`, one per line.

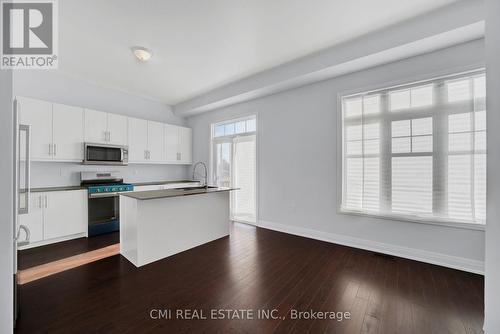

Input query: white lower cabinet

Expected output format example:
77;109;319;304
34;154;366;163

18;193;44;243
44;190;87;240
18;190;88;249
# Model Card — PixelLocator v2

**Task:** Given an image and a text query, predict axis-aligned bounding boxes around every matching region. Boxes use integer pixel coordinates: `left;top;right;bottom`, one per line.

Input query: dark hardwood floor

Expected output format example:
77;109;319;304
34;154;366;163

15;223;484;334
18;231;119;270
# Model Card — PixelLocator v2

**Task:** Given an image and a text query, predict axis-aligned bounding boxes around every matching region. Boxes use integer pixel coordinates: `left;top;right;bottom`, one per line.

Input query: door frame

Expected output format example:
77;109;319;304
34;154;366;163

209;114;258;225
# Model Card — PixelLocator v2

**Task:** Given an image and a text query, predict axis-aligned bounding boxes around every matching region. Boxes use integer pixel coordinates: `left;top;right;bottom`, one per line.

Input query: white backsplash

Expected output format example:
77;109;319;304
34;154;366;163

30;162;190;188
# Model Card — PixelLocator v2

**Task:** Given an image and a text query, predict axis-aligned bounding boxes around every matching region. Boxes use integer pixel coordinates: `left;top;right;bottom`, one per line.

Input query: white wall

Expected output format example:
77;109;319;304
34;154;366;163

0;69;14;332
485;0;500;331
13;71;190;185
13;70;185;125
188;39;486;273
29;162;188;188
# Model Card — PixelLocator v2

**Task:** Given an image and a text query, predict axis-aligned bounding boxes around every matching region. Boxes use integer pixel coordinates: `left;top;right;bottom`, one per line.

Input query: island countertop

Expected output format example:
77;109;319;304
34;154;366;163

120;186;237;200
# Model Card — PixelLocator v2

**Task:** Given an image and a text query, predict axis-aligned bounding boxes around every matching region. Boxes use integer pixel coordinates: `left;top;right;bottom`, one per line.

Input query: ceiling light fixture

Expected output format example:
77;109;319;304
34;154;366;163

131;46;152;62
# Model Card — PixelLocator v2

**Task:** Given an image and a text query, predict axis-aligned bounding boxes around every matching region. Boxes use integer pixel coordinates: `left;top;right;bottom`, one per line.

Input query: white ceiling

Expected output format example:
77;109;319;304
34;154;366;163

59;0;460;105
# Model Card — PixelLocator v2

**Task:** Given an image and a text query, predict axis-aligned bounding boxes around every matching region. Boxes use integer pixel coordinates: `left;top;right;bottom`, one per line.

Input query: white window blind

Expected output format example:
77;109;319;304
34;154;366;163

341;70;486;225
233;135;256;223
212;116;257;224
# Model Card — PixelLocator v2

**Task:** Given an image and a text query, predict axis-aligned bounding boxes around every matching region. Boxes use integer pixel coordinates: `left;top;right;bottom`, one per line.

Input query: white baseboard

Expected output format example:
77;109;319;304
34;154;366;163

258;220;484;275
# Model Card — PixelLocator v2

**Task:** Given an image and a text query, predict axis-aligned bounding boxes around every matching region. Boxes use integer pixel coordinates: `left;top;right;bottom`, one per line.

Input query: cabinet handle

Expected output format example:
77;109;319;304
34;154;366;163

44;195;48;208
147;150;150;160
54;144;57;156
107;131;110;142
49;143;52;156
38;196;42;209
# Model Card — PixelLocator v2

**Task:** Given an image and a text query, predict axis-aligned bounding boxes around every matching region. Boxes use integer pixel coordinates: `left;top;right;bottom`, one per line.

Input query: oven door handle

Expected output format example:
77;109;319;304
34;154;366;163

89;192;120;198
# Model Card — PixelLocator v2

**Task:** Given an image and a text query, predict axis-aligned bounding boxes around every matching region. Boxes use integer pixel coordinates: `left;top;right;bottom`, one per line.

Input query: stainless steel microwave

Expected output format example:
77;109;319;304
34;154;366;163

83;143;129;165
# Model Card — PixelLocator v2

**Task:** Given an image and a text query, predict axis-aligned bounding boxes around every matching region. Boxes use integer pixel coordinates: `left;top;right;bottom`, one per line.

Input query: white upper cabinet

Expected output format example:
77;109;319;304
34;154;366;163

129;120;165;163
165;125;192;164
165;124;179;162
107;113;128;146
84;109;107;143
147;121;165;163
17;97;53;161
84;109;128;146
52;103;84;161
17;97;84;162
17;96;191;165
179;127;192;164
128;117;148;163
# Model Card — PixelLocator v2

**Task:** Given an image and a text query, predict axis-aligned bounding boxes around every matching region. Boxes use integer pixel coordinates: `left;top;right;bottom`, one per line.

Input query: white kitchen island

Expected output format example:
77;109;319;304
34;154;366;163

119;187;235;267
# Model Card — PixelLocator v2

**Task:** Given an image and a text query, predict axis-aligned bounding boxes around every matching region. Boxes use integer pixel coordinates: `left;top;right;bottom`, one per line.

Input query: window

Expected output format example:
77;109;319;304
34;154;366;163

214;118;256;138
341;70;486;225
212;116;257;224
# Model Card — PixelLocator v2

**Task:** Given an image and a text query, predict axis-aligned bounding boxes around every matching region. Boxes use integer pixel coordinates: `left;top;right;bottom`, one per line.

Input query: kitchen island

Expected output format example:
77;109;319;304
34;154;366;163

119;187;236;267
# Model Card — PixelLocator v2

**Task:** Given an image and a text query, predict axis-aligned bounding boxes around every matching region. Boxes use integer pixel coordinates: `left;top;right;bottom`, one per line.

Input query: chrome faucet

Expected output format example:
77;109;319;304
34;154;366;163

192;162;208;188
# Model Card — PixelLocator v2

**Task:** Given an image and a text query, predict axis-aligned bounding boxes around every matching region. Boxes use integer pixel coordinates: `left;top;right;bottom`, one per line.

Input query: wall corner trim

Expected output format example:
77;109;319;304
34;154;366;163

258;220;484;275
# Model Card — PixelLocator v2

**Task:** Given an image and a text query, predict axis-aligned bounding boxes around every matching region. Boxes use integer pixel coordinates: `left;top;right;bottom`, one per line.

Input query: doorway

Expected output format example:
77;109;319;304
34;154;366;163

212;116;257;224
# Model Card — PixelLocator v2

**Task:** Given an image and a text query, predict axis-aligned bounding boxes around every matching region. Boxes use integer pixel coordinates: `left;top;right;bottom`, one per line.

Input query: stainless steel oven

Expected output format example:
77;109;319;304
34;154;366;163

87;192;120;236
83;143;128;165
81;172;133;236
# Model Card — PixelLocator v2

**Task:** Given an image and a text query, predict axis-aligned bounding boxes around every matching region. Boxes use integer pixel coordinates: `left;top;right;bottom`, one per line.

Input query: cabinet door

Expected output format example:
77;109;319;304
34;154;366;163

84;109;107;144
128;117;148;162
18;193;44;244
44;190;87;240
107;113;128;146
53;103;84;161
164;124;179;162
17;97;53;160
147;121;164;163
178;127;192;164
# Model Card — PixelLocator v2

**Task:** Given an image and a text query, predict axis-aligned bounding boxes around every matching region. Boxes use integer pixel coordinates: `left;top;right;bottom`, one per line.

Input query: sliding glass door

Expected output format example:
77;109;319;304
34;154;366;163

212;117;256;224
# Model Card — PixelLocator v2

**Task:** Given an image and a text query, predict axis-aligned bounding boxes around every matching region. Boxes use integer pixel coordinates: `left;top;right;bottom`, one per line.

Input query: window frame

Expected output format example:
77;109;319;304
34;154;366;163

337;68;486;231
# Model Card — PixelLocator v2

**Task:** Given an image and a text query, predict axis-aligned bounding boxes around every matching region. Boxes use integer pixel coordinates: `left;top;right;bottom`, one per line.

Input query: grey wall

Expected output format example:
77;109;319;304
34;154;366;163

485;0;500;331
13;71;190;186
175;0;484;115
0;69;14;331
188;39;486;270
